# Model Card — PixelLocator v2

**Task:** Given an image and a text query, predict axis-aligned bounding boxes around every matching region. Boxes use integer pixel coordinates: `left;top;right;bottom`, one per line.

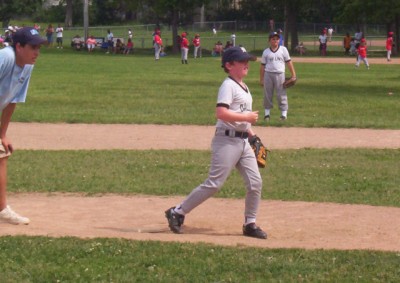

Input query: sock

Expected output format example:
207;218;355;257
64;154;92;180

245;217;256;225
264;109;270;117
281;110;287;117
173;205;185;215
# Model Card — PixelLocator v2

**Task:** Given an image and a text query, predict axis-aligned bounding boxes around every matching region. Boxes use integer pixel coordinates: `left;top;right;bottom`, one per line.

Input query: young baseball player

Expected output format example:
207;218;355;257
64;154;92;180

192;33;201;58
355;38;369;69
0;27;47;225
180;32;189;64
386;31;394;62
260;32;296;121
165;46;267;239
154;29;163;61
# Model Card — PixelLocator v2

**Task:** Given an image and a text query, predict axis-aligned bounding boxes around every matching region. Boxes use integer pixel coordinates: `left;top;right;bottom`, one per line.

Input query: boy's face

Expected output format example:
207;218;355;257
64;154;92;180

15;43;41;67
269;36;279;48
227;61;250;78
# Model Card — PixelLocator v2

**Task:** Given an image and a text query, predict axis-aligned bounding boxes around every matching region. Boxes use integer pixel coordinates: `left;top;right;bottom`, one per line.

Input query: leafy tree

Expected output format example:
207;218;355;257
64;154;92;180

0;0;43;27
336;0;400;51
146;0;208;53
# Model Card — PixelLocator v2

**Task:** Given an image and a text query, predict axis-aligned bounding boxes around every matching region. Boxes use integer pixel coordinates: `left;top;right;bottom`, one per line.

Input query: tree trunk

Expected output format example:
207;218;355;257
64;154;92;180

65;0;73;27
172;9;179;53
284;0;299;52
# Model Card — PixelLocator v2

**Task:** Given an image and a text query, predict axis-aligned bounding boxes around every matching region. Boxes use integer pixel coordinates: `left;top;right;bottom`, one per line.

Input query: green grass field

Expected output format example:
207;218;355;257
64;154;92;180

16;49;399;128
2;50;399;281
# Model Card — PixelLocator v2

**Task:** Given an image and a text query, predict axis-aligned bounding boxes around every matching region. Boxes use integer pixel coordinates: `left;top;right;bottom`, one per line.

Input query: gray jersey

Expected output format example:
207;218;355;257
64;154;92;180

260;46;291;73
215;77;252;132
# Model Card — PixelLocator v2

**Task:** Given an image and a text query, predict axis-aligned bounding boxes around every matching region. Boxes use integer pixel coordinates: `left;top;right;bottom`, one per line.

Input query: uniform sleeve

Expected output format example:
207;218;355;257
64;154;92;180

283;47;291;62
0;48;15;79
260;50;267;65
217;80;234;106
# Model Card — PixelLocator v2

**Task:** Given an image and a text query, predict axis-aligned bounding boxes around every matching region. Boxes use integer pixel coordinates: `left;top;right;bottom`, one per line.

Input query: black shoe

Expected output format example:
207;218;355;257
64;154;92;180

280;116;287;121
165;207;185;234
243;223;267;239
264;115;270;121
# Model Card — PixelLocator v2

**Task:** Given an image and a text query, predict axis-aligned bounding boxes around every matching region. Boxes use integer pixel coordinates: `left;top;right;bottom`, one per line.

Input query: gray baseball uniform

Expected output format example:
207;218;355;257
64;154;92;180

178;77;262;222
260;46;291;112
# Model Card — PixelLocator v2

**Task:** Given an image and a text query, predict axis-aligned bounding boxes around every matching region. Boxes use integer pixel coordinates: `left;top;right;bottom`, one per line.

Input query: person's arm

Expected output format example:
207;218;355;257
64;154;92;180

286;61;296;79
259;64;265;86
216;106;258;124
0;103;16;153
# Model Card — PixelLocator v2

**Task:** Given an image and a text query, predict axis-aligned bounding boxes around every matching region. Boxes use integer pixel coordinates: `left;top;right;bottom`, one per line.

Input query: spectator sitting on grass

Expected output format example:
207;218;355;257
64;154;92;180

295;42;306;55
72;35;83;51
212;41;223;56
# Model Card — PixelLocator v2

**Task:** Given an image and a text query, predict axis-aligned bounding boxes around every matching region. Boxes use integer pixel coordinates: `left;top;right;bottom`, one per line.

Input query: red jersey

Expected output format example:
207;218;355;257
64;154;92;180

154;34;162;46
181;37;189;49
192;37;200;47
357;44;367;58
386;37;393;50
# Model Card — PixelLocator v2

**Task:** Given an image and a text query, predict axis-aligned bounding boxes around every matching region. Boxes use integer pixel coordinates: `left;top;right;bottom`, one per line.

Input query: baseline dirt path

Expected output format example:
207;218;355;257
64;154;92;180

2;122;400;252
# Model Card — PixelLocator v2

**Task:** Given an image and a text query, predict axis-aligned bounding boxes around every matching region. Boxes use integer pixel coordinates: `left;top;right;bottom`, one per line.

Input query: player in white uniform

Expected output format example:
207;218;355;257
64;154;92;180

260;32;296;121
165;46;267;239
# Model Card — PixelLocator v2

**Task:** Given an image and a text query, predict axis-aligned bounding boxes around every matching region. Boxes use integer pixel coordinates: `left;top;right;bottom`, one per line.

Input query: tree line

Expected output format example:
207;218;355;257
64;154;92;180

1;0;399;52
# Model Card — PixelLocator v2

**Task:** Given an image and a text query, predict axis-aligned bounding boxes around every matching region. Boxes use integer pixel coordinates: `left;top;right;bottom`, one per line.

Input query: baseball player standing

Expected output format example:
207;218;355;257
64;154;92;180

0;27;47;224
165;46;267;239
192;33;201;58
154;30;163;61
355;38;369;69
180;32;189;64
386;31;394;62
260;32;296;121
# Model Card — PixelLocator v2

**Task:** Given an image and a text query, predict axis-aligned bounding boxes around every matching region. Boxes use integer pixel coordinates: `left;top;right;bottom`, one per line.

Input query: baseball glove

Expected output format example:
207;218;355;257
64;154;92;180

283;77;297;88
249;135;269;168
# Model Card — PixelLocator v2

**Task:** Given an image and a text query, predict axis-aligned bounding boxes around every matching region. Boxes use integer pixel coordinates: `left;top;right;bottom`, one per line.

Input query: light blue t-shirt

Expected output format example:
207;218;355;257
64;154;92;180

0;47;33;111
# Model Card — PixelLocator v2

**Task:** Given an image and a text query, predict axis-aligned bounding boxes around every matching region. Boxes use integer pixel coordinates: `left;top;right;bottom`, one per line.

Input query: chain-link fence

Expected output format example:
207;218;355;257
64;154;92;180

59;21;389;55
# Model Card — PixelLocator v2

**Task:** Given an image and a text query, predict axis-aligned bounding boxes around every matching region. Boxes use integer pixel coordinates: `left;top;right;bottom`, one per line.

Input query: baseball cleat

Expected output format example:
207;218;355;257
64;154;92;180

0;205;30;225
242;223;267;239
280;116;287;121
264;115;270;121
165;207;185;234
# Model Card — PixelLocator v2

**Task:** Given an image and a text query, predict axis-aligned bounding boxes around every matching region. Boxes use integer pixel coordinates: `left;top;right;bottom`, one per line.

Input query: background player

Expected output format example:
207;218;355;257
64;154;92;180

0;27;47;224
153;29;163;61
260;32;296;121
192;33;201;58
165;46;267;239
180;32;189;64
386;31;394;62
355;38;369;69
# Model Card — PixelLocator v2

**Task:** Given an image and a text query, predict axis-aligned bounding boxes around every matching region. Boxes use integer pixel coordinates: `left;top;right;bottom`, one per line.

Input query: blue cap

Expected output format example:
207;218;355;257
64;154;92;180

222;46;256;66
269;32;280;39
12;27;47;46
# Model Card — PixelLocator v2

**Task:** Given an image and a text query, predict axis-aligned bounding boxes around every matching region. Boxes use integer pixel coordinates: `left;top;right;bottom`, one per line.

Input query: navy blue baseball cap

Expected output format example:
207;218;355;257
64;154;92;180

269;32;280;39
222;46;256;66
12;27;47;46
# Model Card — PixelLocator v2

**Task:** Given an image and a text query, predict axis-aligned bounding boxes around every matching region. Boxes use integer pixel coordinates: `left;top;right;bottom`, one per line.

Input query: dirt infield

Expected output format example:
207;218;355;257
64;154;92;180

1;122;399;252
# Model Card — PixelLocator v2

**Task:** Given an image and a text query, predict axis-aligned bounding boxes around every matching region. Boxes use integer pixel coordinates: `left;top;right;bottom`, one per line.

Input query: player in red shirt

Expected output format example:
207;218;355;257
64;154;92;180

154;30;163;60
355;38;369;69
386;31;394;62
180;32;189;64
192;33;201;58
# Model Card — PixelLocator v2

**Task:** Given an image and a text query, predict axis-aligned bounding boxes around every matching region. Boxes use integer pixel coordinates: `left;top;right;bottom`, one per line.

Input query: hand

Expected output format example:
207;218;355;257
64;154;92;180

1;137;13;154
260;80;264;86
246;111;259;124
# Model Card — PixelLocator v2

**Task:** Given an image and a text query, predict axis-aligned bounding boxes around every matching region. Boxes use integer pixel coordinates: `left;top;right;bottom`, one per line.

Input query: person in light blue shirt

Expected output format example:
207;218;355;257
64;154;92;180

0;27;46;225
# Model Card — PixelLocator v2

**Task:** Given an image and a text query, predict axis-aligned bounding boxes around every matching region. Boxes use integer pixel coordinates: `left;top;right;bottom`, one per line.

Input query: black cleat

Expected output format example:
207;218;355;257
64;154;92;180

243;223;267;239
264;115;270;121
280;116;287;121
165;207;185;234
